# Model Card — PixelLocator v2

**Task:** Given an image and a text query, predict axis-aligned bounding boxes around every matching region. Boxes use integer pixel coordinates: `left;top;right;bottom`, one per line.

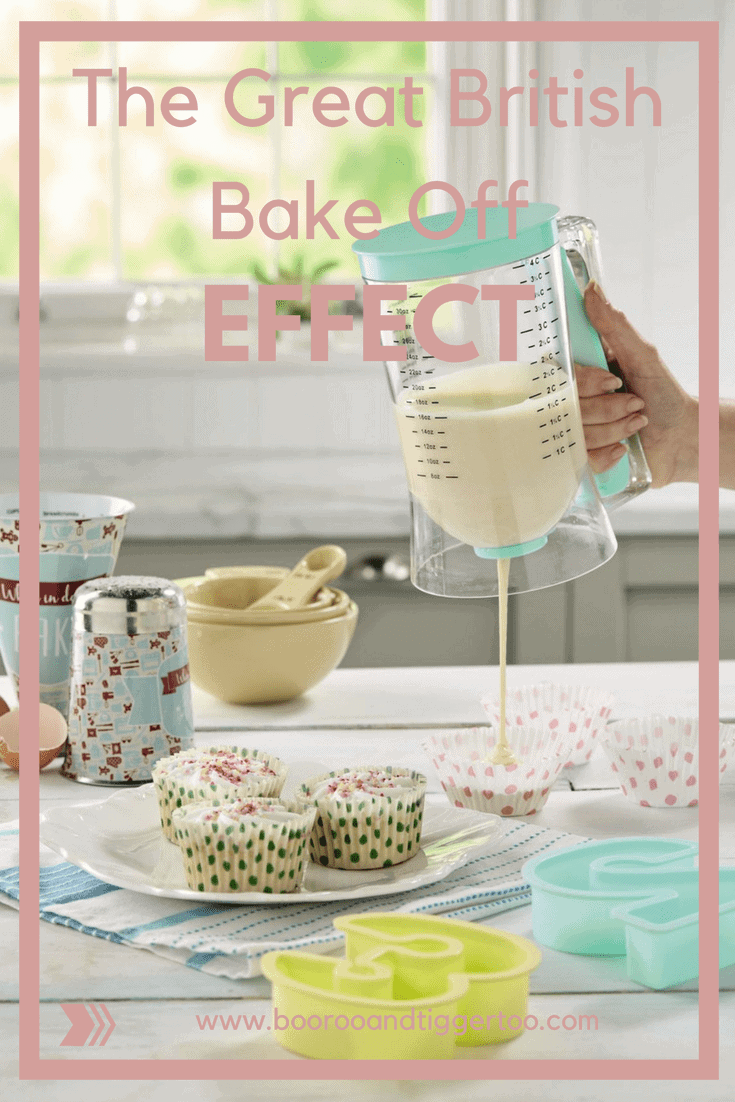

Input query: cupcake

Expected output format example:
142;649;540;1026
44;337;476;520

296;766;427;870
152;746;287;840
172;797;316;894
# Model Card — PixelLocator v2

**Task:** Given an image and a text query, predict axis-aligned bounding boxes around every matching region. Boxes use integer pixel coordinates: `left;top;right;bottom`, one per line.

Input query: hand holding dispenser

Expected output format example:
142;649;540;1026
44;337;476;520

353;203;650;600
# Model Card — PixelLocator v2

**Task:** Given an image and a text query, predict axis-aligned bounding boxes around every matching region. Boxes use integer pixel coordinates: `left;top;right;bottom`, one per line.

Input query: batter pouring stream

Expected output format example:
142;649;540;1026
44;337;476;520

488;557;517;766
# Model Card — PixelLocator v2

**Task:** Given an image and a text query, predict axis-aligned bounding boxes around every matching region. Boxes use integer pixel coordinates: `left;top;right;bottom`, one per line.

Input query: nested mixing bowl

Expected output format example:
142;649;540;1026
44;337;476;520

186;600;358;704
181;568;350;625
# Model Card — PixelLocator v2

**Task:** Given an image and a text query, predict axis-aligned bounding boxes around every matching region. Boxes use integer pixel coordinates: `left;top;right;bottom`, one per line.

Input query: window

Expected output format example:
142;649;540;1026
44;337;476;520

3;0;432;284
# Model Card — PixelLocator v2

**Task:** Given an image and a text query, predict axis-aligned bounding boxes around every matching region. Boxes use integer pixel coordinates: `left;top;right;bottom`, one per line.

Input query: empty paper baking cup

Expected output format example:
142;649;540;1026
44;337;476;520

601;716;735;808
424;727;570;817
481;682;615;767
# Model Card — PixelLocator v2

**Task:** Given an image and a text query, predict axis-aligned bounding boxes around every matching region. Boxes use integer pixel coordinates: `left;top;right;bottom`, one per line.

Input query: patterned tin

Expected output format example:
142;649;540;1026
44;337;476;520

62;577;195;785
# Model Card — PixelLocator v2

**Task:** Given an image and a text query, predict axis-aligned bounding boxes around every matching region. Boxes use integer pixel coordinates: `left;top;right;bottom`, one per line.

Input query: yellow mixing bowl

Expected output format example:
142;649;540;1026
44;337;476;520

186;600;358;704
178;568;349;625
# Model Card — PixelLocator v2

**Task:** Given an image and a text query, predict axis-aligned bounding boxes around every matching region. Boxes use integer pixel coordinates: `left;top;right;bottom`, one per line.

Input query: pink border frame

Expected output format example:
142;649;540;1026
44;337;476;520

18;19;719;1082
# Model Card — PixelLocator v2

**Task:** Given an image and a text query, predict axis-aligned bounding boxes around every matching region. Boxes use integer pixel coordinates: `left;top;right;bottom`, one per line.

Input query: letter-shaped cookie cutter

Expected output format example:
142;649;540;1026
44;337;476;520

261;912;541;1060
522;836;735;989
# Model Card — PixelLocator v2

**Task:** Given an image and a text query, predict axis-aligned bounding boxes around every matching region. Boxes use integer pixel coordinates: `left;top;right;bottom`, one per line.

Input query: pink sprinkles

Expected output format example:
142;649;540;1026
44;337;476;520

324;769;399;797
201;799;269;822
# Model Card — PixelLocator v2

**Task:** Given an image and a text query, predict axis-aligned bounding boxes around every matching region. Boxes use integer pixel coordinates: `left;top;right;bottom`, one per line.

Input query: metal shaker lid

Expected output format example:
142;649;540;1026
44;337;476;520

72;576;187;634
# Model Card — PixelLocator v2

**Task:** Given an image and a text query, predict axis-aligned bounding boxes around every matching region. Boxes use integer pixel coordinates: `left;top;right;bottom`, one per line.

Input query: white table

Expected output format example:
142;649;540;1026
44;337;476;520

2;663;734;1101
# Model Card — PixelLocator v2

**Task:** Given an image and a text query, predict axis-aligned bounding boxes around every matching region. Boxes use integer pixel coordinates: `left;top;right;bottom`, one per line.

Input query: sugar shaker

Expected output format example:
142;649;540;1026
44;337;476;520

62;576;195;784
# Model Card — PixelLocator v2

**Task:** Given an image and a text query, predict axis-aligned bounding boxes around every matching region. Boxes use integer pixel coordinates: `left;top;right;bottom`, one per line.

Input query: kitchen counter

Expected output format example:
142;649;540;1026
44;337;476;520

1;663;733;1099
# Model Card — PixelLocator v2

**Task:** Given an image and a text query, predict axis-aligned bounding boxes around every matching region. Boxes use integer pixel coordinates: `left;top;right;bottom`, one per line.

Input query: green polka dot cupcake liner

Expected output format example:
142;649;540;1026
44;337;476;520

171;799;317;894
295;767;427;871
152;746;287;841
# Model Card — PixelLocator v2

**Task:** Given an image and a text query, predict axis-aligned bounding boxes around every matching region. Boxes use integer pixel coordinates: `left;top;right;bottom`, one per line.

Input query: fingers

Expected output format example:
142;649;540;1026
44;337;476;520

580;392;644;426
583;281;656;364
575;362;623;398
587;442;627;474
584;411;648;451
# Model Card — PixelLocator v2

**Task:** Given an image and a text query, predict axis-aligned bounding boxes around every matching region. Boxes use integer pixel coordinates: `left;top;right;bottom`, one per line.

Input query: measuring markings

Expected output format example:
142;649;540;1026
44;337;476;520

529;392;542;399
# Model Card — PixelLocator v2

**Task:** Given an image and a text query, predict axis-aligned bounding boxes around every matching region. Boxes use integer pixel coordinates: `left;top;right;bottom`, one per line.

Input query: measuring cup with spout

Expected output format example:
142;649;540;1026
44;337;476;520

353;203;650;598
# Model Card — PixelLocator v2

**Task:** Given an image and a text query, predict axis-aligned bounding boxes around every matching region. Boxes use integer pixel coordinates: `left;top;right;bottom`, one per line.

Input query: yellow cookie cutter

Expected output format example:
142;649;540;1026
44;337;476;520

260;912;541;1060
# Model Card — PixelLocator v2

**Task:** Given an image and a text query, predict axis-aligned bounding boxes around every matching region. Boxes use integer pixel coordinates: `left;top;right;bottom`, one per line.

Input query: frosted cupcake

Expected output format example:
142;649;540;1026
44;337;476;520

296;766;427;870
172;797;316;894
152;746;287;840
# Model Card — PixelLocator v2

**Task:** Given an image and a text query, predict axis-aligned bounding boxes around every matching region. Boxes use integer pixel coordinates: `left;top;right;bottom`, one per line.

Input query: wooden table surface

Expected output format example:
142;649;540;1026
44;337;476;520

2;663;733;1100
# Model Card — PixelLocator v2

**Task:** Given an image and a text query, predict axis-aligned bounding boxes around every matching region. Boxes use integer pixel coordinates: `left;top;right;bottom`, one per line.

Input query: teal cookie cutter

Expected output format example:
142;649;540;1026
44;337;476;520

260;912;541;1060
522;837;735;990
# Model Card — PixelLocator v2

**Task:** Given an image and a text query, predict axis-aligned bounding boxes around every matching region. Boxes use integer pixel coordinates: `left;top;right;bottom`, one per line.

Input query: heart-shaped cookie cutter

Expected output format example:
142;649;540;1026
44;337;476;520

523;836;735;989
261;912;541;1060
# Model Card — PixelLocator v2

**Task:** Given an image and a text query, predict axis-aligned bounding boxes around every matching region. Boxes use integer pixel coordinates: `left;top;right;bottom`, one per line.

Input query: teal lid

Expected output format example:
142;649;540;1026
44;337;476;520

474;536;548;560
353;203;560;283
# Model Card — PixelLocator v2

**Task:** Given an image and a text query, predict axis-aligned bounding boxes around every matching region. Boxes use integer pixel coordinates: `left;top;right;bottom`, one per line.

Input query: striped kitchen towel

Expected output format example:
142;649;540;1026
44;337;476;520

0;819;581;980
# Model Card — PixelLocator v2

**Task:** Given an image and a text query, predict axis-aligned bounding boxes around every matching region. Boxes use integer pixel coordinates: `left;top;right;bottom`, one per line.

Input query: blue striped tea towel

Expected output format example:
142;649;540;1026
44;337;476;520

0;818;580;980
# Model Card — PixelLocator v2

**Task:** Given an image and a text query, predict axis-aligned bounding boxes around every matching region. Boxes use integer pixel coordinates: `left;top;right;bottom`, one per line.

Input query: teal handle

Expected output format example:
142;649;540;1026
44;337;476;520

561;250;630;498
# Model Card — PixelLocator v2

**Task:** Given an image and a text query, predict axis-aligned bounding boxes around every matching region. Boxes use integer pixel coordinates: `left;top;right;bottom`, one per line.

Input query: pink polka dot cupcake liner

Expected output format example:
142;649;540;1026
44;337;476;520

601;716;735;808
423;727;569;818
480;682;615;767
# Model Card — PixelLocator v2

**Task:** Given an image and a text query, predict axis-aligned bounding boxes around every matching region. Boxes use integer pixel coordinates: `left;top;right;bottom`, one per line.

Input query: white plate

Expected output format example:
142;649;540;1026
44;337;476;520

39;786;504;905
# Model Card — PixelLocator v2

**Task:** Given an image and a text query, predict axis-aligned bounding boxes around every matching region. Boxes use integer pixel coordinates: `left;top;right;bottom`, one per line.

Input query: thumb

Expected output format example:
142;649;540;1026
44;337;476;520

583;281;652;367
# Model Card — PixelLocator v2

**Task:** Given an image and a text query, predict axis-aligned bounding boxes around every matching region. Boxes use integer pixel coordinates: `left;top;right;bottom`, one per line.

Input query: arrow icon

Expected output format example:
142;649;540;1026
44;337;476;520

60;1003;116;1046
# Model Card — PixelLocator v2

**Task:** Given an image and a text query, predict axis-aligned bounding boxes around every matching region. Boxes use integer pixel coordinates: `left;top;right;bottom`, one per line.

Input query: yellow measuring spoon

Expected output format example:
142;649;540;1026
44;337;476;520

245;545;348;612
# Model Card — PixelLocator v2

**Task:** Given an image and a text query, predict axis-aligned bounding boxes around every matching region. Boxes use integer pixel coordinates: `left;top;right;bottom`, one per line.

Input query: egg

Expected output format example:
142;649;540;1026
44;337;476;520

0;703;68;771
